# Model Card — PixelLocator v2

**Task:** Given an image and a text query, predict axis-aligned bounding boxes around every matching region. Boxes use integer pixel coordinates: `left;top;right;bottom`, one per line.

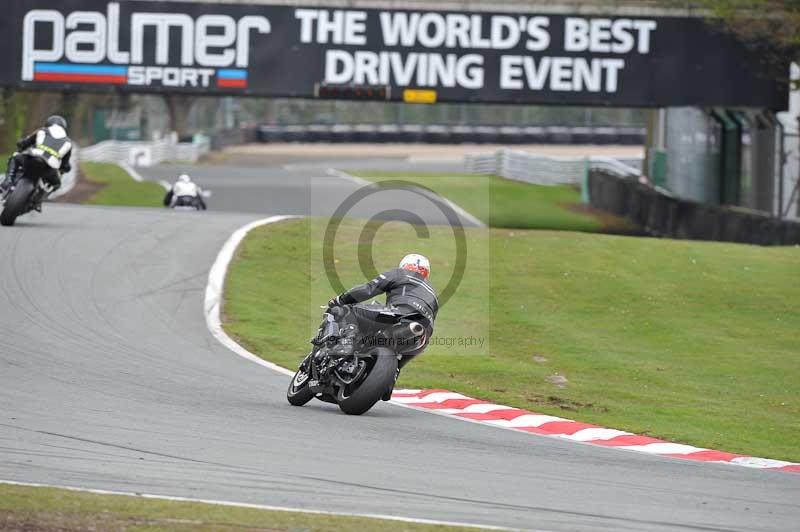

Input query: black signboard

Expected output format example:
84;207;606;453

0;0;788;109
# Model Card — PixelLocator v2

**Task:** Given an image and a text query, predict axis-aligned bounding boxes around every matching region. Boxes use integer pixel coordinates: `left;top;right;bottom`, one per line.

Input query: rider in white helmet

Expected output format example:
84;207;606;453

324;253;438;400
163;174;206;210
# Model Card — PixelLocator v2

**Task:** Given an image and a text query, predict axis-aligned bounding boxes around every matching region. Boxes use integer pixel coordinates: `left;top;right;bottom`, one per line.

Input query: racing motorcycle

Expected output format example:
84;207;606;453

0;164;53;226
171;195;205;211
287;305;426;415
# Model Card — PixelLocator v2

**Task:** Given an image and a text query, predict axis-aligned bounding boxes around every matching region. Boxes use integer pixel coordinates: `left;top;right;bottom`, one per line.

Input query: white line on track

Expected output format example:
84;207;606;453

325;168;487;228
0;480;518;531
204;215;298;377
200;215;536;530
119;162;145;182
118;162;176;190
325;167;371;186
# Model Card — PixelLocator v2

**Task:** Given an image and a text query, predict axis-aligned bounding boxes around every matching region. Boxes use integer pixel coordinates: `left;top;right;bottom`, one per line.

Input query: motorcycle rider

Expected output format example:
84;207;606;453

163;174;206;210
0;115;73;202
322;254;438;400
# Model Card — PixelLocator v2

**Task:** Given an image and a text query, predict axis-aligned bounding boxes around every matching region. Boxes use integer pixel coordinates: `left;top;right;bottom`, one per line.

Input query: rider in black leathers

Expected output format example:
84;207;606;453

1;116;73;198
324;254;438;376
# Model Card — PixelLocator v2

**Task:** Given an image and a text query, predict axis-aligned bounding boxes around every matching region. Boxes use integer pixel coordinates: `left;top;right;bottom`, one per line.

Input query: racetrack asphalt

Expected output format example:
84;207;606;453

1;157;799;531
137;155;473;222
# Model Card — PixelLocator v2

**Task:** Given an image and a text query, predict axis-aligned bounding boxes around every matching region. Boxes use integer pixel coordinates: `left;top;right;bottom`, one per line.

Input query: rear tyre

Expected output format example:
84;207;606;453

287;365;314;406
338;348;398;416
0;179;34;227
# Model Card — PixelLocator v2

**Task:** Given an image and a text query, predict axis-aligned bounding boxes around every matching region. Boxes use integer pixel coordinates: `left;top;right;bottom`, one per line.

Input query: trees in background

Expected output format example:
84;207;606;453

0;91;111;153
659;0;798;80
0;91;199;153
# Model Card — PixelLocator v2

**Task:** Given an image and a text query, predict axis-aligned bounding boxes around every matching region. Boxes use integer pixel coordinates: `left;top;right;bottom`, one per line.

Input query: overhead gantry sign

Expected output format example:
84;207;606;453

3;0;788;109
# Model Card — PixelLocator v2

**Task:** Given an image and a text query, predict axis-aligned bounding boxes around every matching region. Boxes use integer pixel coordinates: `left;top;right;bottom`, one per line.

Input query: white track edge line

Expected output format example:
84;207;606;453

325;168;487;228
325;167;371;186
201;215;532;530
0;480;518;531
119;162;171;190
119;162;144;182
204;215;300;377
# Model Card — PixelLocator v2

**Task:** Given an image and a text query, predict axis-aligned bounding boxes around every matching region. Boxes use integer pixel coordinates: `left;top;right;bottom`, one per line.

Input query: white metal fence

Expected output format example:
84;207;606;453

79;138;210;167
464;149;643;186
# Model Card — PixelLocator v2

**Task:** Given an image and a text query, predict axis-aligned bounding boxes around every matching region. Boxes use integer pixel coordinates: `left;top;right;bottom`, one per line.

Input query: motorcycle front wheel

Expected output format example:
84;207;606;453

0;179;35;227
286;364;315;406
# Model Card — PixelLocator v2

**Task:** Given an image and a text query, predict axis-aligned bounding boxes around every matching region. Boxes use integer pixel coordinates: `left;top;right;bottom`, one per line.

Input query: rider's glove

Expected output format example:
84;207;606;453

328;296;341;308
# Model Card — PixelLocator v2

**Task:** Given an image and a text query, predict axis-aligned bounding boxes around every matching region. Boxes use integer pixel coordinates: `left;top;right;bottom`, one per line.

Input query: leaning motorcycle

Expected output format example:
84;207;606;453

287;305;425;415
0;171;51;227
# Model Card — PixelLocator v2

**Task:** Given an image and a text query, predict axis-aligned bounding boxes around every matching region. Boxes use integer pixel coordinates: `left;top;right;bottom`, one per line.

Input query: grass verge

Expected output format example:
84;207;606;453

346;170;636;233
81;162;165;207
0;484;477;531
224;217;800;462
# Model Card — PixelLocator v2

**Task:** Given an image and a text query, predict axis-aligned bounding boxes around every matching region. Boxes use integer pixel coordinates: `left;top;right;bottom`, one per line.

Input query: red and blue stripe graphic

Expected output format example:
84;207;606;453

217;69;247;89
34;63;128;84
33;63;248;89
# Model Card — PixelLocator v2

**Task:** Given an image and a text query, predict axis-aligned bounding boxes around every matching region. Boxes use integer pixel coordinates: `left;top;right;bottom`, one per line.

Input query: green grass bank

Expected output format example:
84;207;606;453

224;217;800;462
347;171;636;232
81;162;165;207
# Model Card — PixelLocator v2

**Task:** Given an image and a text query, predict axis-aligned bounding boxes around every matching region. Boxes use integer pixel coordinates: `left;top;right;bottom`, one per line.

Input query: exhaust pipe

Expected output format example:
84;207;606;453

392;321;425;345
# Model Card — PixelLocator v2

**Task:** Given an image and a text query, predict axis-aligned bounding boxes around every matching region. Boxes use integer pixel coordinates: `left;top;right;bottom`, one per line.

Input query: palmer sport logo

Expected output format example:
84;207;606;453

22;2;270;89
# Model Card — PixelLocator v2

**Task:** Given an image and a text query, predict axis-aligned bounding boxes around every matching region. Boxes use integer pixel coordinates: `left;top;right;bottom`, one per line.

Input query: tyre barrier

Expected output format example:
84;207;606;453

589;170;800;246
255;124;645;145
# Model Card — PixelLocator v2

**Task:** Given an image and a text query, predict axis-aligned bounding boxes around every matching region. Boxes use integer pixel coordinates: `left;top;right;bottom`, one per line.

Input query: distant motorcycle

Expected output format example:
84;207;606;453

171;195;206;211
287;305;425;415
0;169;54;226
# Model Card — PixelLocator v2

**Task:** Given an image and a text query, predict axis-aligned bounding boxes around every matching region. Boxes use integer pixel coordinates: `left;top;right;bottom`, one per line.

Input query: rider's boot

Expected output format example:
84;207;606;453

0;174;12;197
32;184;58;212
1;156;19;195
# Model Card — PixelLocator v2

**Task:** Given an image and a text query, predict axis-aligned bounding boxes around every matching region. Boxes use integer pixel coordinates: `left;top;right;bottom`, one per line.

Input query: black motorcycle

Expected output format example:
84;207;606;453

287;305;425;415
0;167;51;227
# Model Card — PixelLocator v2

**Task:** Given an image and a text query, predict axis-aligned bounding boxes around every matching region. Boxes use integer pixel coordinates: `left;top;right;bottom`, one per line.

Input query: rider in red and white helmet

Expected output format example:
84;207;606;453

325;253;438;399
399;253;431;279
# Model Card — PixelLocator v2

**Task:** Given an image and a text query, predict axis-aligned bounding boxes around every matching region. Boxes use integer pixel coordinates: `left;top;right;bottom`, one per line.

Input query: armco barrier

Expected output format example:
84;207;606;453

79;138;210;166
466;149;643;186
589;170;800;246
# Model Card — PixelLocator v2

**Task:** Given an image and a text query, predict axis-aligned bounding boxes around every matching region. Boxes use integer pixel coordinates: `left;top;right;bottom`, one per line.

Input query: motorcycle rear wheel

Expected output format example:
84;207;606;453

338;348;398;416
0;179;35;227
